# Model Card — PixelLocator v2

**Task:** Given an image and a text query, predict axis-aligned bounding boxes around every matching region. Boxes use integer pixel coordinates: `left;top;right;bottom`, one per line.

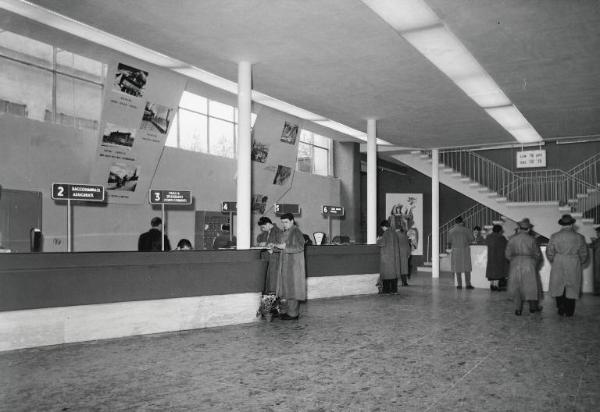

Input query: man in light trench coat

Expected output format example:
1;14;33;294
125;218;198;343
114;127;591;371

448;216;475;289
546;214;588;317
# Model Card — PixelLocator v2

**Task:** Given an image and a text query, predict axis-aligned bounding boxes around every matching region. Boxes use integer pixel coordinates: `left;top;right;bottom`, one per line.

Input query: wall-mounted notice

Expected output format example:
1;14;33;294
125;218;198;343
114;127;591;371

516;149;546;168
322;205;345;216
274;203;301;216
222;201;237;213
52;183;105;202
149;190;192;205
89;60;186;204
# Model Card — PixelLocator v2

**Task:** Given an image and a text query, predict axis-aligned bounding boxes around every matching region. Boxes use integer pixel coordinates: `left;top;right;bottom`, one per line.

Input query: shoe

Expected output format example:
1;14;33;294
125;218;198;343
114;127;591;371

530;306;543;314
456;286;463;289
466;285;474;290
515;310;522;316
280;314;299;320
490;285;498;291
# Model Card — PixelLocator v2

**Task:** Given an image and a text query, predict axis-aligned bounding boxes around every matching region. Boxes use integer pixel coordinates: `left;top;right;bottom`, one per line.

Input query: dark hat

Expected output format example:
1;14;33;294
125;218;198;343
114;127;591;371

257;217;272;226
517;218;533;230
558;214;576;226
380;220;390;227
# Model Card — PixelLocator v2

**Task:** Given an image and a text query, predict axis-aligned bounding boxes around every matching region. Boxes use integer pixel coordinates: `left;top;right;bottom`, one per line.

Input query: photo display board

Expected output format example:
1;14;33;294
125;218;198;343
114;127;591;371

89;60;186;204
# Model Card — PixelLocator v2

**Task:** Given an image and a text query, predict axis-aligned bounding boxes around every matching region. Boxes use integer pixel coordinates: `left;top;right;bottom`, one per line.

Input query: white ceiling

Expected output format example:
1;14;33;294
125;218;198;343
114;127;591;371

12;0;600;148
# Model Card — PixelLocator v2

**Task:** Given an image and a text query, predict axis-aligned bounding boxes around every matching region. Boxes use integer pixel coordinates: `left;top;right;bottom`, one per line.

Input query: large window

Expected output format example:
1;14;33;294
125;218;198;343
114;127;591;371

296;130;332;176
165;91;256;159
0;30;106;130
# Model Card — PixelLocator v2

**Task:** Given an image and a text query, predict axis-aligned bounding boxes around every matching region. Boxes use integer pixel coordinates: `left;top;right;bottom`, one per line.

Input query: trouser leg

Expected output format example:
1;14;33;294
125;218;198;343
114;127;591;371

390;279;398;293
514;293;523;312
287;299;300;317
528;300;539;313
465;272;472;287
400;274;408;286
564;294;576;317
455;273;462;287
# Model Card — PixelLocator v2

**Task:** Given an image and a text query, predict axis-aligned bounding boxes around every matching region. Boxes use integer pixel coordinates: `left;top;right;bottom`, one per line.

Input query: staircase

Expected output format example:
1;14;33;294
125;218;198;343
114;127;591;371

392;150;600;243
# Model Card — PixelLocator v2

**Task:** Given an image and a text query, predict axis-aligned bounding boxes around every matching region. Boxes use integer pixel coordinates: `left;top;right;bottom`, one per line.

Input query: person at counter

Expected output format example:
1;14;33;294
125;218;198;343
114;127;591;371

505;218;543;316
472;226;486;245
485;224;508;291
448;216;475;289
212;224;237;249
273;213;306;320
256;217;283;294
175;239;193;250
546;214;589;317
138;217;171;251
377;220;401;294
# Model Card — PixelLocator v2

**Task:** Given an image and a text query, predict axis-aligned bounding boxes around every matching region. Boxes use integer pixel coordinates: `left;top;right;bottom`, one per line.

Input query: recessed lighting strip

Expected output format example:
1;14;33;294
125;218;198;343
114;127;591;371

362;0;543;144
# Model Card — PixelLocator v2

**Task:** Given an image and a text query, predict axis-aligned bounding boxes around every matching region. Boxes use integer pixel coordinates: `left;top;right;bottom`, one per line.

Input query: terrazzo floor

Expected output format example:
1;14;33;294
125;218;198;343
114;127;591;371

1;271;599;411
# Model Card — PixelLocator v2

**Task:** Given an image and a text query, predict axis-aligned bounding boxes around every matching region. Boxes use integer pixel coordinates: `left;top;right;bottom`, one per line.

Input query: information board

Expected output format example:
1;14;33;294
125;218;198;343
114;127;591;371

274;203;301;216
52;183;105;202
322;205;344;216
516;149;546;168
222;201;237;213
149;190;192;205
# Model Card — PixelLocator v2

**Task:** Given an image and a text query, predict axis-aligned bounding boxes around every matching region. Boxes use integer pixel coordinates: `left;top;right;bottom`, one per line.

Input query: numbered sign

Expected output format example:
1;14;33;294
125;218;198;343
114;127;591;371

322;205;345;216
52;183;105;202
274;203;301;216
149;190;192;205
222;201;237;213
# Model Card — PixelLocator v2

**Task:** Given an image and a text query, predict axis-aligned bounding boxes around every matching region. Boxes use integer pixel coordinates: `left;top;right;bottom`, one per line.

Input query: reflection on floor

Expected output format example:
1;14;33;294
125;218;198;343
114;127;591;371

1;272;599;411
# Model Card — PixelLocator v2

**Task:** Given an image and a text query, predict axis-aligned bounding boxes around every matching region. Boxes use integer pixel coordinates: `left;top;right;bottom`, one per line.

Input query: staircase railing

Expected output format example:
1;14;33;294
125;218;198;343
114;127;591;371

568;151;600;186
439;203;501;250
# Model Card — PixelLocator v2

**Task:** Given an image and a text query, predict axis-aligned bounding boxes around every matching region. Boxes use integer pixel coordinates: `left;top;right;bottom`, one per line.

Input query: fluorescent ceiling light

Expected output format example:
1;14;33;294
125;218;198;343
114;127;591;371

0;0;376;144
361;0;439;32
362;0;543;144
455;74;511;108
402;26;481;80
485;105;529;130
508;126;543;144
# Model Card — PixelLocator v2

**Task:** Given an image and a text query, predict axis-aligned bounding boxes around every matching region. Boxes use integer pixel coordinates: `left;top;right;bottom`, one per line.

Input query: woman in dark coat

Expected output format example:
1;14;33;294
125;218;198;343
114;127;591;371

485;224;508;291
377;220;401;294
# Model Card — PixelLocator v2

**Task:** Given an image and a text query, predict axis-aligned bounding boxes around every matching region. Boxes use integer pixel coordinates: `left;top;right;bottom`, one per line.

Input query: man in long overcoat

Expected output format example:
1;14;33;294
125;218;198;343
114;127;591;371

377;220;401;293
448;216;475;289
256;217;283;294
505;218;543;315
275;213;306;320
485;224;508;291
546;214;588;317
397;228;412;287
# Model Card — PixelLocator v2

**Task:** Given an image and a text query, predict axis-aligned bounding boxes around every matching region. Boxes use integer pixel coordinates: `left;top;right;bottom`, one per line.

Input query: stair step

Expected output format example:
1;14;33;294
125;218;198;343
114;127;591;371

483;225;494;230
477;187;491;193
581;218;594;224
571;212;583;218
568;199;578;204
492;220;504;225
468;183;481;188
450;172;462;177
576;193;589;199
410;150;422;155
459;177;471;182
419;154;430;160
487;192;499;198
496;197;508;203
558;206;572;212
442;168;454;173
586;188;598;194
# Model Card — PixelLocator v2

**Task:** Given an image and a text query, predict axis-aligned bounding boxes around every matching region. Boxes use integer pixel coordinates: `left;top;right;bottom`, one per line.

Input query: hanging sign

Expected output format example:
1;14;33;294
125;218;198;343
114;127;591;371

322;205;345;216
149;190;192;205
516;149;546;168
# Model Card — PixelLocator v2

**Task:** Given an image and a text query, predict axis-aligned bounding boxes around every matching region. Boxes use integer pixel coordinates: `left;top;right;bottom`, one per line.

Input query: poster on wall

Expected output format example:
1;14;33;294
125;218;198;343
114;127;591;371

516;149;546;168
385;193;423;256
89;60;186;204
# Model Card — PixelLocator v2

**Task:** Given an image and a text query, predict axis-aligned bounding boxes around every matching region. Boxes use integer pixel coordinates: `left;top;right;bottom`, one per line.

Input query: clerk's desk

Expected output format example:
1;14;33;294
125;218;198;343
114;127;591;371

0;244;379;352
451;245;595;293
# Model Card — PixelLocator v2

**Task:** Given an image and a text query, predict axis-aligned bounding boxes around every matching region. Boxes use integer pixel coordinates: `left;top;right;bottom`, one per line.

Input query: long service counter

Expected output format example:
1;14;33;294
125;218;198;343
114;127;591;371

0;245;380;351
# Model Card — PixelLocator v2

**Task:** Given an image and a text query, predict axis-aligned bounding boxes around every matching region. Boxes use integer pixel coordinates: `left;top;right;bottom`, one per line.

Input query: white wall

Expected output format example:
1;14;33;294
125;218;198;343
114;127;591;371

0;114;341;251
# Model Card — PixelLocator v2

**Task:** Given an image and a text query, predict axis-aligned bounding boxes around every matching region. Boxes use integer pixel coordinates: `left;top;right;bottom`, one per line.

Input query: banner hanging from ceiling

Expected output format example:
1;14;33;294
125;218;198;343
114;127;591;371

89;60;186;204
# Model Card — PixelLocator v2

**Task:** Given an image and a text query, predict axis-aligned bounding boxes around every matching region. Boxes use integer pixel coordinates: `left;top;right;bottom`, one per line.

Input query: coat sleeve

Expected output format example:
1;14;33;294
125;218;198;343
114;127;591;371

578;235;589;264
284;227;305;253
546;237;556;262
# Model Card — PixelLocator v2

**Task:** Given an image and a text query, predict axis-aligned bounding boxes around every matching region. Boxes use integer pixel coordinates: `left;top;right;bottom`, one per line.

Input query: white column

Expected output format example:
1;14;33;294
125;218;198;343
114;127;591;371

367;119;377;244
431;148;440;278
236;61;252;249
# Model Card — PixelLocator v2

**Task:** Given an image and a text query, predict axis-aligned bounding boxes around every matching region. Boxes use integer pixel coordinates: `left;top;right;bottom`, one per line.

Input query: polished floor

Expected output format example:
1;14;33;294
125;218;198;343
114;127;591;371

1;272;599;411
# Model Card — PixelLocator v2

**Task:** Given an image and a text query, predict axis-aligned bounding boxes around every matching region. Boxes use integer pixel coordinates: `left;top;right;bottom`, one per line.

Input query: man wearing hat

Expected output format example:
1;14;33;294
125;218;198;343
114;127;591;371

546;214;589;316
447;216;475;289
505;218;543;315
